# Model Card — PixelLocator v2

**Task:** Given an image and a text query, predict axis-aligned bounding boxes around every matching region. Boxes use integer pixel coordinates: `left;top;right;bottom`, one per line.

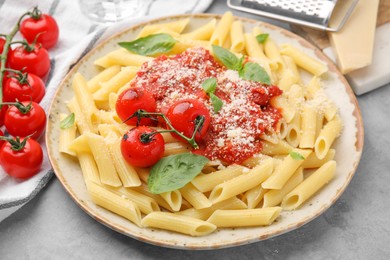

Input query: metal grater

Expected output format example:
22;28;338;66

227;0;359;31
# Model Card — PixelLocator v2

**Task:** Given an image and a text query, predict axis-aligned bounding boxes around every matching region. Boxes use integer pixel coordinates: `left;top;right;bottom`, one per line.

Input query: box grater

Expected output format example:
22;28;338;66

227;0;359;31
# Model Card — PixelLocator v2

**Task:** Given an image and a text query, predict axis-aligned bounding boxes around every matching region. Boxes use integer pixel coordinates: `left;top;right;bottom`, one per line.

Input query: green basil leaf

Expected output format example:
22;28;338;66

148;153;209;194
289;151;305;160
118;33;177;56
256;33;269;44
60;113;75;129
209;93;223;113
202;77;217;94
212;45;242;71
239;62;271;85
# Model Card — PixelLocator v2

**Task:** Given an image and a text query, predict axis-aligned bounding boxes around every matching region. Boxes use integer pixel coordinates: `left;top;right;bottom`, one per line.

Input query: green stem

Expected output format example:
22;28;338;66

0;135;30;151
127;110;201;149
0;100;32;114
0;9;35;105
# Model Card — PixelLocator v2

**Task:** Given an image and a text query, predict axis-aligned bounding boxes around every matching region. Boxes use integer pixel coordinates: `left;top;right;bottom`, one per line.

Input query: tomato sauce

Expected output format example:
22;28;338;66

132;47;282;164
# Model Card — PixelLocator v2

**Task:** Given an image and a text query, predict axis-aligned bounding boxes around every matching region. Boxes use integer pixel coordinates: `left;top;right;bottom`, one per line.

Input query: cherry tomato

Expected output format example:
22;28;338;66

166;99;211;143
8;44;50;79
121;126;165;167
20;9;59;50
0;137;43;179
115;87;157;126
3;72;45;103
4;101;46;139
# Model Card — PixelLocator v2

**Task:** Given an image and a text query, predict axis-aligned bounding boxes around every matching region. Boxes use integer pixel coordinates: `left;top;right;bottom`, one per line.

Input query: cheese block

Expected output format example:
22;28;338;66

328;0;379;74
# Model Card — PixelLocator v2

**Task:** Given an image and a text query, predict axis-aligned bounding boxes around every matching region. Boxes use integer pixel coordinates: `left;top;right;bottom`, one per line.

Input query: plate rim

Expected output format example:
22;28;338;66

46;13;364;250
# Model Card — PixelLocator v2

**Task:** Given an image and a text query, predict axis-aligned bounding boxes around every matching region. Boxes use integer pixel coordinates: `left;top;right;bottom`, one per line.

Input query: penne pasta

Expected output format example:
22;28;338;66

84;132;122;187
176;196;247;221
207;207;282;227
262;148;312;190
180;183;212;210
72;73;99;133
262;167;304;208
315;117;343;159
142;212;216;237
87;65;121;93
210;11;234;46
181;19;216;41
282;161;336;210
280;44;327;76
209;159;273;204
191;164;247;192
87;181;142;227
160;190;182;212
59;113;77;157
94;48;152;68
230;20;245;53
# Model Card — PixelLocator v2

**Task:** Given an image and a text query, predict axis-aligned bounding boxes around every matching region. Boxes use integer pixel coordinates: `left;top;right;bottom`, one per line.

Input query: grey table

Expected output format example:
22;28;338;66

1;1;389;259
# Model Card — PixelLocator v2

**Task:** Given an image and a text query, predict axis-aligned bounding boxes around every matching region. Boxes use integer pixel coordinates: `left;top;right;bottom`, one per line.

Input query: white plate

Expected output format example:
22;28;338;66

46;14;364;249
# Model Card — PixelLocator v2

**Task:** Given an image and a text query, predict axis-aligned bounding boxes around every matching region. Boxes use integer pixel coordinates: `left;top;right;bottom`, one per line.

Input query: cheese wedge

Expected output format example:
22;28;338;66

328;0;379;74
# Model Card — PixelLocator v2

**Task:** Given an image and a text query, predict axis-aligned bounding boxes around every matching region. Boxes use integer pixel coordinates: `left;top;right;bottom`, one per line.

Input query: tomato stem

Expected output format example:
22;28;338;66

126;110;202;149
139;131;160;144
30;6;42;20
4;68;31;87
0;135;31;151
0;8;36;105
0;100;33;114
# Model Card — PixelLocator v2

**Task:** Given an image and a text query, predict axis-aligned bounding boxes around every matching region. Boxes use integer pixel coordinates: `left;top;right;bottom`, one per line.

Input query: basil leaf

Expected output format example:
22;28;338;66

210;93;223;113
239;62;271;85
118;33;177;56
202;77;217;93
60;113;75;129
212;45;242;71
256;33;269;44
148;153;209;194
289;151;305;160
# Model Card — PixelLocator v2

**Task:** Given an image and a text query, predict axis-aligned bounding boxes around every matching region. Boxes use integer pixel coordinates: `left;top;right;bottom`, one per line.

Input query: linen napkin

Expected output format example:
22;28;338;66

0;0;213;222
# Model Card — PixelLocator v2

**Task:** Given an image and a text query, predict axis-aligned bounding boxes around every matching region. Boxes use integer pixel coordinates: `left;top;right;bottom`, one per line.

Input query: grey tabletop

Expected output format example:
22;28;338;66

1;1;390;259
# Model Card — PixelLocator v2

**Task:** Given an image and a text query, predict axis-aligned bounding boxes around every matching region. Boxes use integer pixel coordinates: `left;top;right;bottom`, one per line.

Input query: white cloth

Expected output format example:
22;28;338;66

0;0;213;222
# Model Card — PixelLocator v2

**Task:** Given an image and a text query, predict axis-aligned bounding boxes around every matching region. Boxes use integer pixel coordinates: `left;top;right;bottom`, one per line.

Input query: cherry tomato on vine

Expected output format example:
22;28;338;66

4;101;46;139
3;72;45;103
121;126;165;168
166;99;211;143
0;136;43;179
20;7;59;50
115;87;157;126
8;44;50;79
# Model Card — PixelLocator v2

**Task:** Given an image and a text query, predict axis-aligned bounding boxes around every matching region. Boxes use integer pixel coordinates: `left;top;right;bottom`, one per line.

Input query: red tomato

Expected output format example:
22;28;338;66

20;11;59;50
121;126;165;167
3;72;45;103
4;101;46;139
8;44;50;79
166;99;211;143
0;137;43;179
115;87;157;126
